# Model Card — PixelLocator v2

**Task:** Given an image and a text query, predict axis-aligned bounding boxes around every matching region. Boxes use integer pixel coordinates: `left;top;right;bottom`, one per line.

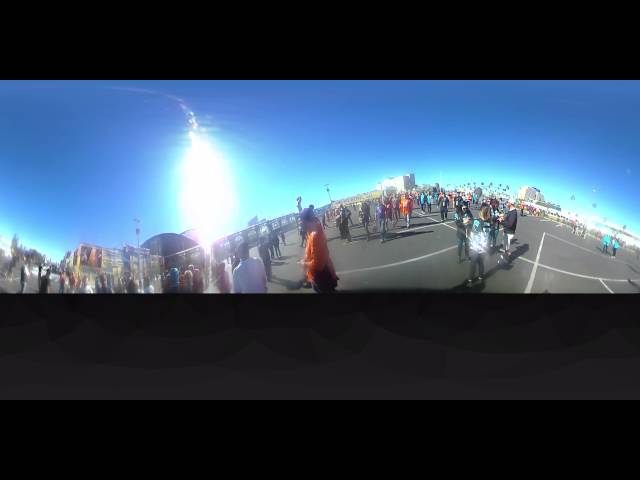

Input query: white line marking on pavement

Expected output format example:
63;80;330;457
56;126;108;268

515;256;640;283
524;232;545;293
337;245;458;275
600;279;614;294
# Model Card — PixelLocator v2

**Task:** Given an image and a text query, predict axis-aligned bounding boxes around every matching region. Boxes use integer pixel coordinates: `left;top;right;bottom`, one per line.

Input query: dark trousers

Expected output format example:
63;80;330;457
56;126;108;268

469;252;485;280
378;218;387;242
421;203;425;212
603;245;608;254
613;247;617;257
440;208;447;221
273;244;281;257
427;204;432;213
262;259;272;281
20;281;26;293
458;236;470;260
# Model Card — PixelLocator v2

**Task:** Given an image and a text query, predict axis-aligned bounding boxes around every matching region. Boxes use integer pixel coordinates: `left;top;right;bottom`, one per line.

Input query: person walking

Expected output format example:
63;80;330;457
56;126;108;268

298;207;338;293
361;200;371;240
392;195;400;228
58;271;65;294
376;198;388;243
280;231;286;246
233;242;268;293
401;193;413;229
340;204;352;243
426;192;432;213
299;221;307;248
454;202;474;263
271;231;282;258
612;237;620;259
438;192;449;222
602;234;611;255
38;265;51;294
258;237;272;282
499;200;518;264
19;259;28;294
419;191;426;212
467;209;491;286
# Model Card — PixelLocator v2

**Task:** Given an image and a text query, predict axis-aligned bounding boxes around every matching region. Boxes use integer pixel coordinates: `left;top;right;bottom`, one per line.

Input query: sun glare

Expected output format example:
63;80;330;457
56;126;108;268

179;132;236;246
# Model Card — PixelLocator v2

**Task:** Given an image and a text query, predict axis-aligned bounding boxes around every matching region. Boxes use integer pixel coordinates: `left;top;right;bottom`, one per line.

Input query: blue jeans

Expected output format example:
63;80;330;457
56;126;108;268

378;218;387;242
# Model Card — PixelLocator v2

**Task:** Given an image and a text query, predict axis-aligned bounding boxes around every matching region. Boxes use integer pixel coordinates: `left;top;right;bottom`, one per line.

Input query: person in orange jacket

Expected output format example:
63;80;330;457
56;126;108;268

298;207;338;293
400;193;414;229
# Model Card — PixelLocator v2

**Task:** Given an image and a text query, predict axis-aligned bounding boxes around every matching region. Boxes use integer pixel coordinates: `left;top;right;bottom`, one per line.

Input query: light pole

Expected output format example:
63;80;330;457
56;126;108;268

134;218;142;290
325;184;333;203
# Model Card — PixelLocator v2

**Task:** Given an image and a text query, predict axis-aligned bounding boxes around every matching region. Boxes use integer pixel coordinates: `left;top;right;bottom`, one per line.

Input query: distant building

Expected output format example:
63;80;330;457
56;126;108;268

376;173;416;194
518;185;545;203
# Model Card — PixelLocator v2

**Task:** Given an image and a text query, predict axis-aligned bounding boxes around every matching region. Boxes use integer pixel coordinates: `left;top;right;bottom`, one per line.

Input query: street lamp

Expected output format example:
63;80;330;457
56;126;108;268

134;218;142;290
325;184;333;203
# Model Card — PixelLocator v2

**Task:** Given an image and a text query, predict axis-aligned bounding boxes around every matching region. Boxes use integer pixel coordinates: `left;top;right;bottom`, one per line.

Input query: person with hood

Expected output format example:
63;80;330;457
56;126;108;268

298;207;338;293
467;206;492;286
454;202;474;263
165;268;180;294
258;236;272;281
602;234;611;255
232;242;268;293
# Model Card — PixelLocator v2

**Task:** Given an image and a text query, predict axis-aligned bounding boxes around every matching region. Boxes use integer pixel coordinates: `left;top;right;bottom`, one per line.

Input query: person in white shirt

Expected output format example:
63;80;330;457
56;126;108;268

232;242;268;293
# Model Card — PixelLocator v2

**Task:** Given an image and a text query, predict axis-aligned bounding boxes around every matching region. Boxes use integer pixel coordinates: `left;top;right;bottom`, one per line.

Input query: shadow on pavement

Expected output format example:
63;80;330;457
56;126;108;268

384;230;433;243
627;279;640;292
270;275;305;291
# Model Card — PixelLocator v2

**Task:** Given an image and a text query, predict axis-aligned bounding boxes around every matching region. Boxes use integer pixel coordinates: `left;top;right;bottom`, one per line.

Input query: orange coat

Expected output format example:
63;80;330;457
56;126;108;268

304;224;337;283
400;197;413;216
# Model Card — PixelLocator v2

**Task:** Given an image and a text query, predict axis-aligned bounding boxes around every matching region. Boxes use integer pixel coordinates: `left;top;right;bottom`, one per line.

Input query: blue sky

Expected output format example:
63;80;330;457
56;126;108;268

0;80;638;260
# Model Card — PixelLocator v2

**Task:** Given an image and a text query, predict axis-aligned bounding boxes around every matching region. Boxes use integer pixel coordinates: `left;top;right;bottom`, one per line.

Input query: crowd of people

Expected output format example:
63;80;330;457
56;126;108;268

6;186;638;295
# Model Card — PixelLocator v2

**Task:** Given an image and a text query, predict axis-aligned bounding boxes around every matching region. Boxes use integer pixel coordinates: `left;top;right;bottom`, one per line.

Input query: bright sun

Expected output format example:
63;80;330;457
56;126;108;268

179;131;236;246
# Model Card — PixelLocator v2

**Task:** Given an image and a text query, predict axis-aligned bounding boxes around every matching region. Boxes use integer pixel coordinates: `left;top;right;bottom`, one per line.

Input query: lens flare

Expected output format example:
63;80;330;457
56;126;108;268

179;131;236;247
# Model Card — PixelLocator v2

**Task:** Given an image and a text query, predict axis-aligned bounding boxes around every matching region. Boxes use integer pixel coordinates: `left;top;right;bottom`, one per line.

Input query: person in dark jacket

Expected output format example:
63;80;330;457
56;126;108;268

258;236;272;281
438;193;449;221
499;200;518;263
19;258;28;293
38;265;50;294
361;201;371;240
454;203;474;263
271;231;281;259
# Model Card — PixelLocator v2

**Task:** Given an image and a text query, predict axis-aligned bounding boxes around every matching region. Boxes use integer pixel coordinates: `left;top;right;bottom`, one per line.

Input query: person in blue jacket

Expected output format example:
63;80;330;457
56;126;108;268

612;237;620;259
602;234;611;255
